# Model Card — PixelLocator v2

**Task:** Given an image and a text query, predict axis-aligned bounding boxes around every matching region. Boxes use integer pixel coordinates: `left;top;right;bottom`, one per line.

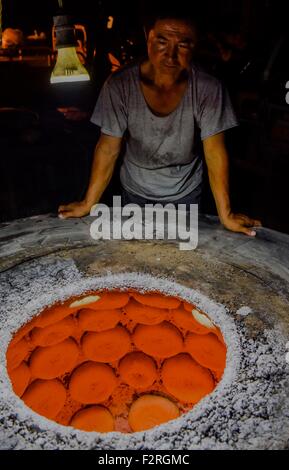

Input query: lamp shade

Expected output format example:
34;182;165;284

50;15;90;84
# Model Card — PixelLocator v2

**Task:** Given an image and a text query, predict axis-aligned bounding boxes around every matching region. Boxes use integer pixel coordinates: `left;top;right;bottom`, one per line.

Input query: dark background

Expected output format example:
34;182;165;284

2;0;288;36
0;0;288;233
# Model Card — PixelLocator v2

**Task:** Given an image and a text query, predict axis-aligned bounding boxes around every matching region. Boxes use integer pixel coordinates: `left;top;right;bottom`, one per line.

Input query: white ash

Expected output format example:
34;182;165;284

236;306;252;317
0;257;288;450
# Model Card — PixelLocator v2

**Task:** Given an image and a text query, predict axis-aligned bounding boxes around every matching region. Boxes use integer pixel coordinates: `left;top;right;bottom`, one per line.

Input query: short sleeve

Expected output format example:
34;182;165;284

196;75;238;141
90;76;128;137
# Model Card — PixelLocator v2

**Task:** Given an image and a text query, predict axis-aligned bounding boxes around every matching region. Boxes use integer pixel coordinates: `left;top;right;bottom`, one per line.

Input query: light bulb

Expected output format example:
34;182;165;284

50;47;89;83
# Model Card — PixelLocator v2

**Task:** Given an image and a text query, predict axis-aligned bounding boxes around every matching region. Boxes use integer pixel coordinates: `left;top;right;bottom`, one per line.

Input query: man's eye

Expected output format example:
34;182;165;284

178;43;190;49
157;39;167;45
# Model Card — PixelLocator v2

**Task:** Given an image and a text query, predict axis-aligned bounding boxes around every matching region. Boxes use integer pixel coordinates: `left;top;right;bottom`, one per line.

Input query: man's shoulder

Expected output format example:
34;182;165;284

105;61;139;88
191;63;221;91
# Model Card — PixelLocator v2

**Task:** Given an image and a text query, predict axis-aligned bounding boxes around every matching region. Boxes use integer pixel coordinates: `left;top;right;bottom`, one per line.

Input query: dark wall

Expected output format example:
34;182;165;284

2;1;288;40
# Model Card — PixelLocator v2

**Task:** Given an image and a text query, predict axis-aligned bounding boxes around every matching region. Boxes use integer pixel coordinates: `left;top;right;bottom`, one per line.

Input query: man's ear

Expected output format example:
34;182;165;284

144;25;154;42
147;29;155;43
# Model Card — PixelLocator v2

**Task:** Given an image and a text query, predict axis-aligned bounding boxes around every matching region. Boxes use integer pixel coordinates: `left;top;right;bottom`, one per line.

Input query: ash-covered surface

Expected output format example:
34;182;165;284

0;260;289;450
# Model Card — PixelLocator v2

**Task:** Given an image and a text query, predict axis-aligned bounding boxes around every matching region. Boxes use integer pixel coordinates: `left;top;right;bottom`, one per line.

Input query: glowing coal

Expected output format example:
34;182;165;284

6;290;226;433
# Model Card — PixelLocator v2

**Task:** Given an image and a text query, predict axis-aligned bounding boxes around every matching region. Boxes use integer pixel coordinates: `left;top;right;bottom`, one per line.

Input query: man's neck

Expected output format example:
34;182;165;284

140;61;188;91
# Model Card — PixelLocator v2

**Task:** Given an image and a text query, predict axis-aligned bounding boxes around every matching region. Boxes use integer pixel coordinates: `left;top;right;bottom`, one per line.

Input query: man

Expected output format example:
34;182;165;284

58;13;261;236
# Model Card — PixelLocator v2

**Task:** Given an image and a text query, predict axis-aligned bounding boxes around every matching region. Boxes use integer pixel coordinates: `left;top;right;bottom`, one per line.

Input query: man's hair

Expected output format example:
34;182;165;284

143;5;199;40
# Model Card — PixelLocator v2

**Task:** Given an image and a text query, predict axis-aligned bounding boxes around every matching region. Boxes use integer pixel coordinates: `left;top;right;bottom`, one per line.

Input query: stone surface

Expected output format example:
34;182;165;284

0;213;288;449
1;213;288;335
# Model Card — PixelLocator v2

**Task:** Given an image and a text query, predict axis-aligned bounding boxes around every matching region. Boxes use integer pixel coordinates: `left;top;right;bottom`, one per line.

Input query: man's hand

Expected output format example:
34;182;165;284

58;201;91;219
203;133;262;237
221;212;262;237
57;107;89;122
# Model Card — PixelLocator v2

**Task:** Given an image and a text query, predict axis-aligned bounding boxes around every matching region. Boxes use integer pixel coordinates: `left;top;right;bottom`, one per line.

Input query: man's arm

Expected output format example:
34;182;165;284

203;132;261;236
58;133;122;219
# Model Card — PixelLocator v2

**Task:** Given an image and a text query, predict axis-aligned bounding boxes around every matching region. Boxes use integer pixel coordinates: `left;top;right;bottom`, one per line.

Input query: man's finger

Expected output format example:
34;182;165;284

239;226;257;237
58;210;77;219
240;217;261;228
244;218;262;227
58;205;70;212
58;203;76;213
235;214;262;227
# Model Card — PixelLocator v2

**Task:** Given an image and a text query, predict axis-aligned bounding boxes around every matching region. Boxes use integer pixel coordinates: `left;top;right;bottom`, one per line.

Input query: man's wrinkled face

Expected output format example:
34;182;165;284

147;19;195;75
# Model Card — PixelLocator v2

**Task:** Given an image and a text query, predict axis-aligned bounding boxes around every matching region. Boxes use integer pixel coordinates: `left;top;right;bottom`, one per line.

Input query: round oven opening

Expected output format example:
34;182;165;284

6;290;226;433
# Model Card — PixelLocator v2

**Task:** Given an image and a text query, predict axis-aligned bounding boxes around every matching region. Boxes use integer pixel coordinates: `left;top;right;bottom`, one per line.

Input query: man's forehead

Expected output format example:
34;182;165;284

152;19;195;39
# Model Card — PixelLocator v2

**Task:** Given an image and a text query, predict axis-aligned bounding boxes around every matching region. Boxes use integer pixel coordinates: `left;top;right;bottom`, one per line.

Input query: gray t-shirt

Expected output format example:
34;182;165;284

91;62;238;201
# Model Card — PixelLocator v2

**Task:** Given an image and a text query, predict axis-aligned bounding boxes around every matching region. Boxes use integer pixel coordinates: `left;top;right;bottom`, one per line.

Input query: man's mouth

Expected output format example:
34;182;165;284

163;63;179;68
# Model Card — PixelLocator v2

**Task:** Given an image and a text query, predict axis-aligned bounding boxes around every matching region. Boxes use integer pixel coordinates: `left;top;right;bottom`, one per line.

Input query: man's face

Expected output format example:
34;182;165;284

147;19;195;75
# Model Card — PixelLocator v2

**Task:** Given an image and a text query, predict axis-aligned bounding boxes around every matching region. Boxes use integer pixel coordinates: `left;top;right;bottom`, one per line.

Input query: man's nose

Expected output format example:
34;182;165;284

165;43;178;61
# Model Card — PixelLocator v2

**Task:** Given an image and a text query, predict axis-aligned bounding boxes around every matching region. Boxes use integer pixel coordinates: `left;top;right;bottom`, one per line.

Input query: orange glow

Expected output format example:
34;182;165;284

6;290;226;433
128;394;180;432
70;406;114;432
161;353;215;402
133;322;183;358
